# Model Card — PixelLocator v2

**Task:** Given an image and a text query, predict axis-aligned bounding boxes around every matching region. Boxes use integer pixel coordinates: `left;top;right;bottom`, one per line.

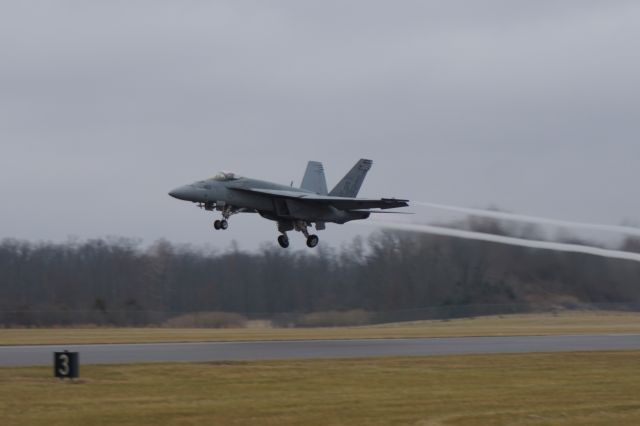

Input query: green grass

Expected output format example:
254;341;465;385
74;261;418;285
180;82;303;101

2;351;640;425
2;311;640;346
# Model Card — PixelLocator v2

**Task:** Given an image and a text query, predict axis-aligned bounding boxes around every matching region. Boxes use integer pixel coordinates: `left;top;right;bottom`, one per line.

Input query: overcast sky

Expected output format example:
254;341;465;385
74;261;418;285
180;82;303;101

2;1;639;250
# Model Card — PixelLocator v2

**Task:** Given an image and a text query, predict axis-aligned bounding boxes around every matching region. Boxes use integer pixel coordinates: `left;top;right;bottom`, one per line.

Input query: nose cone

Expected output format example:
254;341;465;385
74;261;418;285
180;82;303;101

169;185;198;201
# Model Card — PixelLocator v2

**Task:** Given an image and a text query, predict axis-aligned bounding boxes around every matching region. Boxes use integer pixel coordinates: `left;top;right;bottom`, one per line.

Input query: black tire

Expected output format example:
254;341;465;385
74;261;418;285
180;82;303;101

306;234;319;248
277;235;289;248
220;220;229;230
213;220;221;230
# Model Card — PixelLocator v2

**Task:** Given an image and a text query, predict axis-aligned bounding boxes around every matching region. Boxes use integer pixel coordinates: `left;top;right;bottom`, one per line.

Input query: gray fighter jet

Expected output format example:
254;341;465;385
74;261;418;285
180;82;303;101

169;159;409;248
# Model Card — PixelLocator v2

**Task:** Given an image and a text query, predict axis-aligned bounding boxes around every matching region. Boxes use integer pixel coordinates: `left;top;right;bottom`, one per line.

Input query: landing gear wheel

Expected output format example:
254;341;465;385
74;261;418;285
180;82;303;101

277;235;290;248
220;219;229;230
306;234;319;248
213;220;221;230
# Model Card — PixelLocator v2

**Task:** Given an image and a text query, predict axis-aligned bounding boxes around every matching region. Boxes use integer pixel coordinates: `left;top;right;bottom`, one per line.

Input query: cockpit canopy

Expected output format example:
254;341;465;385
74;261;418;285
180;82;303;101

212;171;241;181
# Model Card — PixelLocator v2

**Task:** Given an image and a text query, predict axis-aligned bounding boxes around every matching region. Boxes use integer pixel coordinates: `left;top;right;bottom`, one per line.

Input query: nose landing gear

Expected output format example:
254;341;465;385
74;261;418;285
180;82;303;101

213;206;235;231
213;219;228;230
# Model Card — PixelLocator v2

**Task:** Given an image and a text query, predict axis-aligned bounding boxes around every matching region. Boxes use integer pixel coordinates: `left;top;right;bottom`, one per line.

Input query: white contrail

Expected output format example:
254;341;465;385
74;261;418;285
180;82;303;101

413;201;640;237
359;220;640;263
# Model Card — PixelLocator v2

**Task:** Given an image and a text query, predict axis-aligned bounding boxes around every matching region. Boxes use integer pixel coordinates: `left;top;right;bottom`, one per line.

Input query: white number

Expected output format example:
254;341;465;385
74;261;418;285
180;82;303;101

58;354;70;376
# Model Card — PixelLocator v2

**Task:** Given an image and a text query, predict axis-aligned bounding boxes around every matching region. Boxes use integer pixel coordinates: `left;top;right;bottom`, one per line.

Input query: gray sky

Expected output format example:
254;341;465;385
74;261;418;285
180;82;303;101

2;1;639;250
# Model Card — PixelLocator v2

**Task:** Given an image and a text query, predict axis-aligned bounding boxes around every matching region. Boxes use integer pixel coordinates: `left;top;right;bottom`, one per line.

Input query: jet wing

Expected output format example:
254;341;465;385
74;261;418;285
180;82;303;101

230;187;409;210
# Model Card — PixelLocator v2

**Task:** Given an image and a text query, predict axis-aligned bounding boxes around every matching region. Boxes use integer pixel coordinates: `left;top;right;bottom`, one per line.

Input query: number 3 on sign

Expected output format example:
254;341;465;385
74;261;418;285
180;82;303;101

58;353;70;376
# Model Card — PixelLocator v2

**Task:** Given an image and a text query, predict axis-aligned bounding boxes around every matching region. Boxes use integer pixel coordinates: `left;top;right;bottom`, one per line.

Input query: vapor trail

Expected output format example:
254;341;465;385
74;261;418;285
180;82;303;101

360;220;640;263
414;201;640;237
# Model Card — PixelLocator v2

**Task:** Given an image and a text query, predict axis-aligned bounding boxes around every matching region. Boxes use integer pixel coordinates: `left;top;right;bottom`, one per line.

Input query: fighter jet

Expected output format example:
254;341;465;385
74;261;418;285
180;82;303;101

169;159;409;248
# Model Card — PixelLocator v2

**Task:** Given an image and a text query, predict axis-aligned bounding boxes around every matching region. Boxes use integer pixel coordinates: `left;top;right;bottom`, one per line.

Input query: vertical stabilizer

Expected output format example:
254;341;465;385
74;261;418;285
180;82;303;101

329;159;372;197
300;161;328;195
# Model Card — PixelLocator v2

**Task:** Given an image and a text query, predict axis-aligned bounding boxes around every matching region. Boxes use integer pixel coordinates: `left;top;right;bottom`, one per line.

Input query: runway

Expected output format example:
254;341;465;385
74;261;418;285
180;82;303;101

2;334;640;366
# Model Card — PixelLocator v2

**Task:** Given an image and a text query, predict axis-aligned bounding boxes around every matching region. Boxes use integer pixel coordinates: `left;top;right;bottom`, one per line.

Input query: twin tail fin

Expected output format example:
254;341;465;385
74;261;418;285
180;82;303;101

329;159;372;197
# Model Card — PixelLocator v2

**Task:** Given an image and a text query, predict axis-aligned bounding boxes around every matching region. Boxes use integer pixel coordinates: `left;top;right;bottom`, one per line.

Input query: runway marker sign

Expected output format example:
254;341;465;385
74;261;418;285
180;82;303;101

54;351;79;379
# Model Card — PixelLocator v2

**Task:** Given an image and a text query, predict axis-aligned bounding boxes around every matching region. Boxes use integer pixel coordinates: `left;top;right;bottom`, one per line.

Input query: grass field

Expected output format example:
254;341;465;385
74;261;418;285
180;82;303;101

2;351;639;425
1;311;640;346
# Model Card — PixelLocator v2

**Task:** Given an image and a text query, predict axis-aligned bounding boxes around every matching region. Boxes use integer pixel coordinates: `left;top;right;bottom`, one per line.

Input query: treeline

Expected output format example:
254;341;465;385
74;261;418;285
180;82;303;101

1;219;639;326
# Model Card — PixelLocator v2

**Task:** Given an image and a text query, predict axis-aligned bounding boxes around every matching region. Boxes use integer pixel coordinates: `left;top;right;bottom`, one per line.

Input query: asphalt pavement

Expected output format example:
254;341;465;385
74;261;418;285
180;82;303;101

1;334;639;366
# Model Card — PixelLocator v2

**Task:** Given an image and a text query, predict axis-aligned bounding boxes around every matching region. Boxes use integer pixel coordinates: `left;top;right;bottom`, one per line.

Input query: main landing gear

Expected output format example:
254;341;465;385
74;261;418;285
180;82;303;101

277;234;290;248
276;221;319;248
298;221;319;248
306;234;319;248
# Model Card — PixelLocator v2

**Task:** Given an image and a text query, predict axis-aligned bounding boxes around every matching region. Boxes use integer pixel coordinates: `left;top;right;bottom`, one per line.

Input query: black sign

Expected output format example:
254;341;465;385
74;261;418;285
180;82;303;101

54;351;79;379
